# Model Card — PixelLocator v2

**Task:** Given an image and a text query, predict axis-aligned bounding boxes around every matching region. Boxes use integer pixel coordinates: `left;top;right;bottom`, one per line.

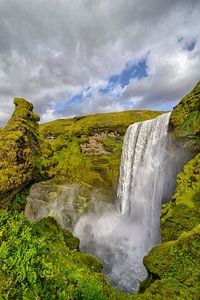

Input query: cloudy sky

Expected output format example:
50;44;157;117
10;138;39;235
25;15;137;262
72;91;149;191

0;0;199;126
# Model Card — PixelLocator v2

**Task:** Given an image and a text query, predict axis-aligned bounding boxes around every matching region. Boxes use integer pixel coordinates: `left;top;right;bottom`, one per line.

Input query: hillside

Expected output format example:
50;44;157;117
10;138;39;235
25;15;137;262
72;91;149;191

39;109;162;189
25;110;163;226
0;82;199;299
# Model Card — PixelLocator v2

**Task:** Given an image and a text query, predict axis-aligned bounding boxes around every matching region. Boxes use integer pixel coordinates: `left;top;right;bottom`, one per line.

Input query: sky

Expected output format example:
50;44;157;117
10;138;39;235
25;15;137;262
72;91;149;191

0;0;199;126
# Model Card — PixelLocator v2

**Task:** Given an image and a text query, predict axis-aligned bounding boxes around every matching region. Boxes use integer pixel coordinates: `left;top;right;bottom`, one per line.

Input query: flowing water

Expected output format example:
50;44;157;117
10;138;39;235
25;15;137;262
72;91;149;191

117;112;171;248
74;112;179;292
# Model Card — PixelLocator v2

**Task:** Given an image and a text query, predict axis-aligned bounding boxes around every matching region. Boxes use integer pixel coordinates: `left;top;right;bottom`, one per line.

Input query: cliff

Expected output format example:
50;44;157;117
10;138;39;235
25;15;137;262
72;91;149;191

139;82;200;299
169;81;200;151
25;110;162;226
39;109;162;190
0;82;199;299
0;104;163;299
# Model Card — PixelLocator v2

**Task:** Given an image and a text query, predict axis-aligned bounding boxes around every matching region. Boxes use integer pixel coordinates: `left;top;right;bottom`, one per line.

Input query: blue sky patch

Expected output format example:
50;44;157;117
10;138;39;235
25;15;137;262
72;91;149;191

99;58;148;96
178;37;196;52
184;40;196;51
54;58;149;114
54;87;91;112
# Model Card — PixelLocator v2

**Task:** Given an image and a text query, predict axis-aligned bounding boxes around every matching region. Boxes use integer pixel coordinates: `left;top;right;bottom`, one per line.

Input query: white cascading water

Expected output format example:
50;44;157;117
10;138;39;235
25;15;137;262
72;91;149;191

118;112;171;247
74;112;174;293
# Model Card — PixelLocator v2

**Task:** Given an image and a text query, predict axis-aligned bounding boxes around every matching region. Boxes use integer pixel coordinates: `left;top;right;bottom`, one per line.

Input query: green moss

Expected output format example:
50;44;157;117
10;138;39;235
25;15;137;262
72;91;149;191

161;203;200;242
173;153;200;205
39;110;163;203
141;225;200;300
169;81;200;150
161;153;200;242
40;110;163;139
10;185;31;212
0;210;123;299
32;216;80;251
0;98;51;209
79;253;103;273
14;98;34;110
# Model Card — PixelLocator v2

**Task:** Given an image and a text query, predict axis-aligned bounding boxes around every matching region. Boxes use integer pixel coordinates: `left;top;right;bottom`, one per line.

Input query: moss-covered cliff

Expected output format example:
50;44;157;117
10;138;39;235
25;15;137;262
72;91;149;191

0;99;43;208
161;153;200;242
136;153;200;299
24;110;162;225
39;110;162;202
0;81;199;299
169;81;200;151
136;83;200;299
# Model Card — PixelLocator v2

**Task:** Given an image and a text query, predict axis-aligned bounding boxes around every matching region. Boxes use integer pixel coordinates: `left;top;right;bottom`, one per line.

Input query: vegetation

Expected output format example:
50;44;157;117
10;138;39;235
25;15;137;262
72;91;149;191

39;110;162;203
161;153;200;242
0;211;122;299
136;152;200;299
141;225;200;300
137;82;200;298
0;98;48;209
169;81;200;151
0;82;199;299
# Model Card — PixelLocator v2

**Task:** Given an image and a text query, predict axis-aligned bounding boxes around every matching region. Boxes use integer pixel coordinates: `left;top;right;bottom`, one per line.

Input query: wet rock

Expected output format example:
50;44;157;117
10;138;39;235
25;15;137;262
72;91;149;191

25;181;90;229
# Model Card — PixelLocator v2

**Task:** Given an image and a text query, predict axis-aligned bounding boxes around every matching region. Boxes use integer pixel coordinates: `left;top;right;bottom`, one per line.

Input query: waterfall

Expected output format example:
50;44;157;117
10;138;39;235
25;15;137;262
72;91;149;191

74;112;175;293
117;112;171;248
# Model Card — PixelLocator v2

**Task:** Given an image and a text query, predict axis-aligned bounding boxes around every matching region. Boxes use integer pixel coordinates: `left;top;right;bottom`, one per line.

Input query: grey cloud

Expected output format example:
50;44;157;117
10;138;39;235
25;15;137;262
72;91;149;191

123;43;200;109
0;0;200;125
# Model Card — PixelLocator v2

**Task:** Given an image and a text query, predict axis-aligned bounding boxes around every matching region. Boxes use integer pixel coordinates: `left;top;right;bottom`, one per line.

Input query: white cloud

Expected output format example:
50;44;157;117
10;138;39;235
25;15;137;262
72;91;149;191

123;38;200;109
0;0;199;125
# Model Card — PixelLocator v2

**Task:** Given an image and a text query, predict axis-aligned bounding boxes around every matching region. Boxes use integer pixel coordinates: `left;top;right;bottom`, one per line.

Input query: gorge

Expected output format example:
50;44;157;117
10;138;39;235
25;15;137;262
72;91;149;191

0;82;199;299
74;112;187;293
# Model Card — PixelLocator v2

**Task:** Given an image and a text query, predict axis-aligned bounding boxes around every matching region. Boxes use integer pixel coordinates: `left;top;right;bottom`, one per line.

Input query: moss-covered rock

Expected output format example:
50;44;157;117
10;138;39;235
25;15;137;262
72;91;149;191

169;81;200;151
39;110;163;203
25;181;100;229
161;153;200;242
0;86;199;299
141;225;200;300
0;99;51;209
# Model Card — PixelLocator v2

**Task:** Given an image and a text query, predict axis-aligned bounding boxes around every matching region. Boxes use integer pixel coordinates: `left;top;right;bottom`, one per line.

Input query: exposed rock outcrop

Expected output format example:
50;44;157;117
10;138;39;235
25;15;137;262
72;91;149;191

80;132;119;155
25;182;89;229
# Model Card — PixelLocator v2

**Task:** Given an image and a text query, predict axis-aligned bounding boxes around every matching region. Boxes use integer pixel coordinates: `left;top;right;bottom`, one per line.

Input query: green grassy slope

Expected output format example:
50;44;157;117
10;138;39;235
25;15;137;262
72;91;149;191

0;211;123;299
39;110;163;201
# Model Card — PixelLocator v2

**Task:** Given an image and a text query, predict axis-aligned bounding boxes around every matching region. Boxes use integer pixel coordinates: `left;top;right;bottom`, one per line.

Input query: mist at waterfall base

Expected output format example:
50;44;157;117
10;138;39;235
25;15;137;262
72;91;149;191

74;113;190;293
74;204;148;292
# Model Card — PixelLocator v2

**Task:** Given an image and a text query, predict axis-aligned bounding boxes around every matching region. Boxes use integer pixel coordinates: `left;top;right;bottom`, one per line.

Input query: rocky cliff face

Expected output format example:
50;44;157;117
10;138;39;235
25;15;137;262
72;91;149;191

0;98;43;208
